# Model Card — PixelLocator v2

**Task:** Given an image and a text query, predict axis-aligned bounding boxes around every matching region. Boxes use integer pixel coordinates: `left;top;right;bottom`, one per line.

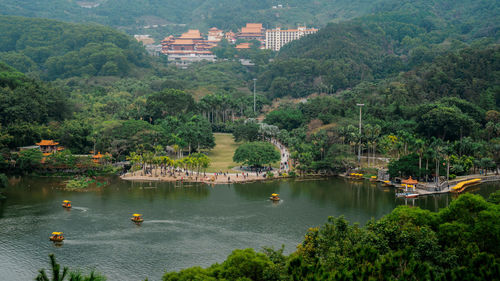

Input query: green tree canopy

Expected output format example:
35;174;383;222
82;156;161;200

233;141;280;167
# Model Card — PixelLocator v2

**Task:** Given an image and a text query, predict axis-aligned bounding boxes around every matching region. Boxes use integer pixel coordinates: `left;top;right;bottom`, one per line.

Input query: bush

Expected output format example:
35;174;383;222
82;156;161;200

0;173;7;188
266;171;274;178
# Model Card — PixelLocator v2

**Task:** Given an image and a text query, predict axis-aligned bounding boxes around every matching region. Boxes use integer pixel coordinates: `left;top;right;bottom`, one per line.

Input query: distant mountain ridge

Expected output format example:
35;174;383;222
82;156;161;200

257;0;499;98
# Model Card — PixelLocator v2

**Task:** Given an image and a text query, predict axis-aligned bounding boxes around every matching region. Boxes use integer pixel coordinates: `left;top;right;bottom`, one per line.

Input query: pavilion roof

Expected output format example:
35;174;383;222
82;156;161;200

36;140;59;146
402;176;418;184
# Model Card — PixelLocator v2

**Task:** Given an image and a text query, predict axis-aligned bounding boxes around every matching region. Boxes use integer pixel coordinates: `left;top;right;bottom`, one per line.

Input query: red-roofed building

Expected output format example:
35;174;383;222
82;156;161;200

235;42;252;49
208;27;224;42
237;23;265;42
161;29;217;67
36;140;61;155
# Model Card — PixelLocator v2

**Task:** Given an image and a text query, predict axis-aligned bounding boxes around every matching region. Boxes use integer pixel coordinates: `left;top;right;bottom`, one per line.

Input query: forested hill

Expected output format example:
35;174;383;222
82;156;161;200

0;16;150;80
258;0;499;98
0;0;383;33
0;62;69;147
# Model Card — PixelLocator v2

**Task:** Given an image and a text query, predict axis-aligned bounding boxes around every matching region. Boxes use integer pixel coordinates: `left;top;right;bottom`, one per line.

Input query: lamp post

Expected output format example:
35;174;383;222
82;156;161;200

356;103;364;163
253;78;257;113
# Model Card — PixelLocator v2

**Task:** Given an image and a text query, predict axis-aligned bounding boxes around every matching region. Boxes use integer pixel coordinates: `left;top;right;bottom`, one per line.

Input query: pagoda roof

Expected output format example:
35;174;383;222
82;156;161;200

92;152;104;159
236;43;252;49
180;29;203;39
171;39;195;45
241;27;263;34
36;140;59;146
246;23;263;28
402;176;418;184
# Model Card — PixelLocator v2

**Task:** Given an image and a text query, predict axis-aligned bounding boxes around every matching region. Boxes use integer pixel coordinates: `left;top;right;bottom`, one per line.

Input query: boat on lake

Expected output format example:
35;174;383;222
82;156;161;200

369;176;377;182
349;173;364;180
383;180;394;187
270;193;280;201
404;193;419;198
62;200;72;208
131;214;144;223
396;192;419;198
50;232;64;242
450;178;482;193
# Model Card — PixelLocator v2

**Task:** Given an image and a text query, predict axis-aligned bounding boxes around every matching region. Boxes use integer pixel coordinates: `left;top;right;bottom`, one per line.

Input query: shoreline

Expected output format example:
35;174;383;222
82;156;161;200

340;173;500;196
120;170;289;184
120;170;333;184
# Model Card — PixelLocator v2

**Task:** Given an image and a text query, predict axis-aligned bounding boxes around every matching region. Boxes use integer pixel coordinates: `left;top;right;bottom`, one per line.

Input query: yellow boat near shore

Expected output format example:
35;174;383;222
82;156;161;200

450;179;481;193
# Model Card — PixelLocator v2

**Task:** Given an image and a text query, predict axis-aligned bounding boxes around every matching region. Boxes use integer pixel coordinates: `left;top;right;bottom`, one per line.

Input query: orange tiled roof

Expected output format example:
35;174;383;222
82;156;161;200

92;152;104;159
241;27;263;34
402;176;418;184
171;39;195;45
36;140;59;146
236;43;252;49
246;23;263;28
180;29;203;39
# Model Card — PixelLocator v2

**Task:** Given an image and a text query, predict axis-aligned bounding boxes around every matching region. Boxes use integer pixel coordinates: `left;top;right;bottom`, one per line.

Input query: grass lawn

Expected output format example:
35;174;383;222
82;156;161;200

205;133;242;173
204;133;282;173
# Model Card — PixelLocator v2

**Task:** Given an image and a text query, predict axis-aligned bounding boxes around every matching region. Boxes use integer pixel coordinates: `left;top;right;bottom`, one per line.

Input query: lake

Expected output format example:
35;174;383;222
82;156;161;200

0;176;498;281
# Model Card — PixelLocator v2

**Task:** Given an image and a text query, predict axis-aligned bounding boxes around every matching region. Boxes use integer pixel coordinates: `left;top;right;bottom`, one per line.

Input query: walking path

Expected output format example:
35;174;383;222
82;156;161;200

271;138;290;172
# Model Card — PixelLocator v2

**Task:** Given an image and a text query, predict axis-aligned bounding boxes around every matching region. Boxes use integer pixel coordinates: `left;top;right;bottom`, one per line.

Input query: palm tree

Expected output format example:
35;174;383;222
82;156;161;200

36;254;68;281
430;138;443;188
37;254;105;281
414;138;426;179
364;124;373;166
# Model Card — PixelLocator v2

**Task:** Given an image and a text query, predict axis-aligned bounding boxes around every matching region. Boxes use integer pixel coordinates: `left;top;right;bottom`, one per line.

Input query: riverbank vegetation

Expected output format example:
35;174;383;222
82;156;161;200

65;176;109;191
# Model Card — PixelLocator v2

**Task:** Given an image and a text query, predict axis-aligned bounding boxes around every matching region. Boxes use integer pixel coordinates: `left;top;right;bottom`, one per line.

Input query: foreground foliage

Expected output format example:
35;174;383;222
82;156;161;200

36;254;105;281
162;191;500;280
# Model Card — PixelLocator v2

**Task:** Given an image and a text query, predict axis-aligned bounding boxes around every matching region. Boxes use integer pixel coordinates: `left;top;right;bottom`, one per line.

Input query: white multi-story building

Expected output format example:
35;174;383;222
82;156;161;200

265;26;318;51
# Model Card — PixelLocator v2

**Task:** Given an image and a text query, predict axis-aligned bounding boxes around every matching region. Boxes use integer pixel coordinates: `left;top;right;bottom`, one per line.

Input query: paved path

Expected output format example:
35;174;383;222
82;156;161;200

270;138;290;172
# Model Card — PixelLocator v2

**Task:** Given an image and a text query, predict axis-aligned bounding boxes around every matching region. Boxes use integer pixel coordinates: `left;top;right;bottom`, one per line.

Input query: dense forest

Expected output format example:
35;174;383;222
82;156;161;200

259;0;499;97
0;16;149;79
0;0;388;35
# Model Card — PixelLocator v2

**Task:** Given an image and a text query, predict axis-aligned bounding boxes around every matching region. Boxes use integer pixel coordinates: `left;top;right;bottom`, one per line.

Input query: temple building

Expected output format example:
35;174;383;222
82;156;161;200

35;140;63;156
265;26;318;51
134;35;155;45
235;42;252;49
237;23;265;42
224;31;236;44
207;27;224;42
161;29;217;67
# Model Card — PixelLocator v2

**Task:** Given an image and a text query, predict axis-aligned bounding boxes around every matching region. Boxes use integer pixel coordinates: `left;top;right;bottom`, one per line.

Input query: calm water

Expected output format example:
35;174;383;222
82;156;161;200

0;176;498;281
